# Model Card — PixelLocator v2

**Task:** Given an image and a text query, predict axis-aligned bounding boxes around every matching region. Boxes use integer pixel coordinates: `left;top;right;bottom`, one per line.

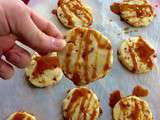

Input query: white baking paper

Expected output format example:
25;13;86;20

0;0;160;119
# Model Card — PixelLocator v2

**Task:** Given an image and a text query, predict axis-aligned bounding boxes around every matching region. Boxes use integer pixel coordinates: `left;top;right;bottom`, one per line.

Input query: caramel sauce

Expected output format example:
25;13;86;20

82;30;91;82
104;50;111;72
72;28;84;85
72;3;92;22
93;31;112;74
52;9;57;15
120;4;153;18
110;3;121;14
91;110;96;120
32;56;59;77
72;72;81;85
92;48;98;79
129;101;140;119
66;88;90;119
66;2;91;24
135;37;154;68
66;28;112;85
57;0;65;6
128;44;138;72
132;85;149;97
65;43;74;75
109;90;122;108
61;5;73;26
27;117;31;120
12;112;25;120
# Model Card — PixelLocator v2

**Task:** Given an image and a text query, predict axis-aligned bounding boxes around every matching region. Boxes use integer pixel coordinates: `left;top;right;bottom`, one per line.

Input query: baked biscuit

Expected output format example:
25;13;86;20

7;112;36;120
58;27;113;86
113;96;153;120
62;87;101;120
118;36;156;73
25;53;63;87
56;0;93;28
111;0;155;27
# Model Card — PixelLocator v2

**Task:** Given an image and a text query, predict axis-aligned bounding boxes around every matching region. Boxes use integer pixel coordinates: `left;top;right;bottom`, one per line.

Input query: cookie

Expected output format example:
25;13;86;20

58;27;113;86
113;96;153;120
62;87;101;120
110;0;155;27
7;112;36;120
56;0;93;28
25;53;63;87
118;36;156;73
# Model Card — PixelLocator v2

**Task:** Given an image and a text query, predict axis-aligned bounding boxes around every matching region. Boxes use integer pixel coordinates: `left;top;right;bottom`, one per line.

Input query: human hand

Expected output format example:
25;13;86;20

0;0;66;79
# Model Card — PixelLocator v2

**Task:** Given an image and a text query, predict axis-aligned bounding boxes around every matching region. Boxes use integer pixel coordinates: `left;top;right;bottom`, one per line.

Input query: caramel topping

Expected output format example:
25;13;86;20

12;112;25;120
128;44;138;72
82;30;91;82
64;28;112;85
32;56;59;77
65;88;91;119
132;85;149;97
52;9;57;15
109;90;123;108
135;37;155;68
120;4;153;18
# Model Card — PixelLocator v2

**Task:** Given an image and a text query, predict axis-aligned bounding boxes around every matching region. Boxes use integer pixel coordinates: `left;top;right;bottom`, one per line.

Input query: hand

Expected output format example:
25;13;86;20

0;0;66;79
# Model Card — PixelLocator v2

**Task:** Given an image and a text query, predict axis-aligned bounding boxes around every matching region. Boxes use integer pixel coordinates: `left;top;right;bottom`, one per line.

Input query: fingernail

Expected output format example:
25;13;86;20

52;38;66;49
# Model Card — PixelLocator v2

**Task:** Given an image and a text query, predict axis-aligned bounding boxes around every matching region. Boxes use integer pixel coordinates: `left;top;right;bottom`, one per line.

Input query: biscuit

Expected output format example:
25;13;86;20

25;53;63;87
118;36;156;73
58;27;113;85
62;87;101;120
57;0;93;28
111;0;155;27
113;96;153;120
7;112;36;120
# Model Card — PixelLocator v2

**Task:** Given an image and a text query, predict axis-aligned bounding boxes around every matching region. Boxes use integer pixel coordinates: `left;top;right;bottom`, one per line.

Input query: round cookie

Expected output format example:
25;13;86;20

57;0;93;28
110;0;155;27
62;87;101;120
25;53;63;88
7;112;36;120
118;36;156;73
58;27;113;86
113;96;153;120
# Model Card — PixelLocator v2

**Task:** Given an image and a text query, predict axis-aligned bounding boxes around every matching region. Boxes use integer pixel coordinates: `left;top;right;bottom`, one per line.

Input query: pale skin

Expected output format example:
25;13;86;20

0;0;66;79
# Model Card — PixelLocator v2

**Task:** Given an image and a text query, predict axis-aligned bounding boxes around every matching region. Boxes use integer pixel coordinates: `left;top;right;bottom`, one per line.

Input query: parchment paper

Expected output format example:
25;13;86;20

0;0;160;120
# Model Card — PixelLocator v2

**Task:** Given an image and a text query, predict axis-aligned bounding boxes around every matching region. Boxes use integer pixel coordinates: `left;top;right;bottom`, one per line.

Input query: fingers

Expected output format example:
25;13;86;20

4;44;31;68
0;34;16;53
0;59;14;80
30;10;63;39
15;12;66;54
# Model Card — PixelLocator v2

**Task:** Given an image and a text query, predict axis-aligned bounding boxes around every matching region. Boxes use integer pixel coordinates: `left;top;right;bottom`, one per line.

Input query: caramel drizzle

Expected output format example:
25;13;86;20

92;46;98;79
82;30;91;82
92;33;100;79
93;31;112;73
128;41;138;72
65;88;92;120
120;4;153;18
61;5;73;26
12;113;25;120
104;50;112;72
66;2;91;24
72;28;84;85
135;37;154;68
67;28;112;84
128;37;155;72
67;2;91;23
65;31;78;75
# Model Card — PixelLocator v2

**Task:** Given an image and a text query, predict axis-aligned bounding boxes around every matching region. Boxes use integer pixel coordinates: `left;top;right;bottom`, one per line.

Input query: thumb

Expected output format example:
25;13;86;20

15;12;66;54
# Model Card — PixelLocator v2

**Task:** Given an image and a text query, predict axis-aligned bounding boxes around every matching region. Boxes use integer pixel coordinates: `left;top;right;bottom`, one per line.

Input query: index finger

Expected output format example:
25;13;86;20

30;9;63;39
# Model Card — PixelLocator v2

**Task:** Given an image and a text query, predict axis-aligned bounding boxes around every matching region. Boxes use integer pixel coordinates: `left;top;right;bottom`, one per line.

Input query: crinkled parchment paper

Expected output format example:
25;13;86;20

0;0;160;119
